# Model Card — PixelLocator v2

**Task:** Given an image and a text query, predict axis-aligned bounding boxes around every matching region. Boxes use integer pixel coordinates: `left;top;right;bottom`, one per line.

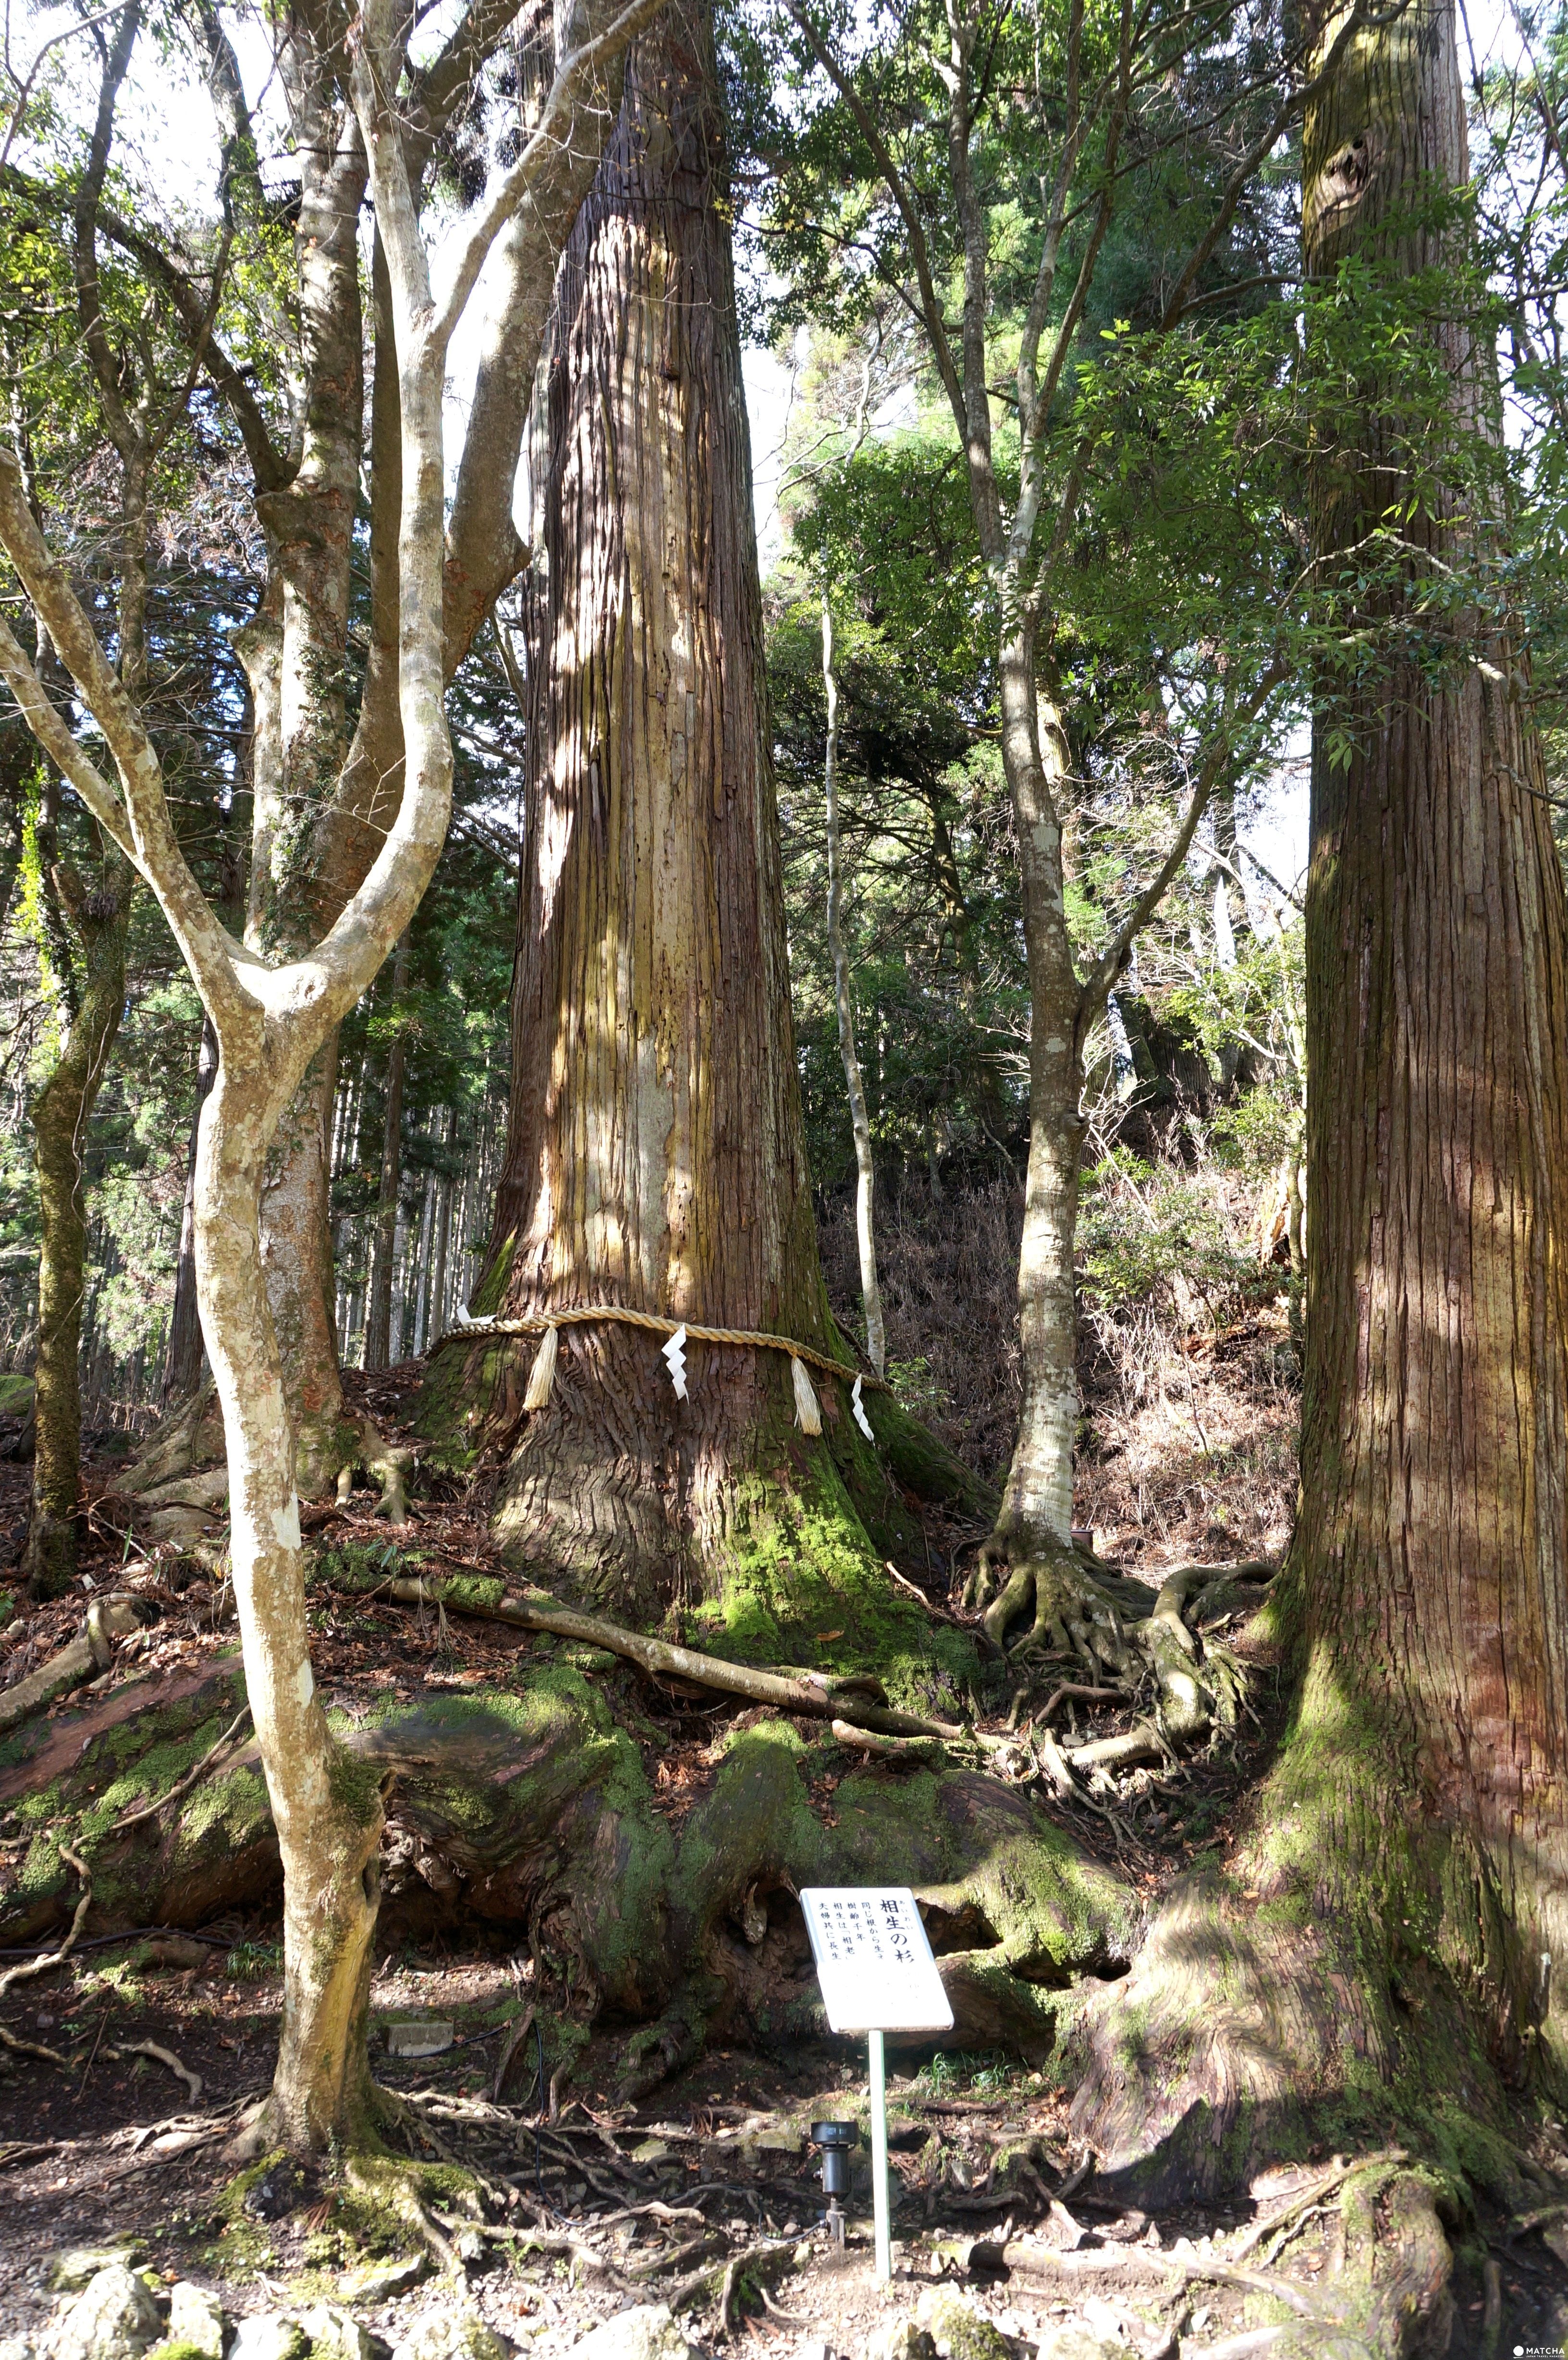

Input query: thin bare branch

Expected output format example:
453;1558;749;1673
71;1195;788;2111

782;0;969;438
0;448;252;1022
1075;661;1289;1034
429;0;673;356
0;615;135;862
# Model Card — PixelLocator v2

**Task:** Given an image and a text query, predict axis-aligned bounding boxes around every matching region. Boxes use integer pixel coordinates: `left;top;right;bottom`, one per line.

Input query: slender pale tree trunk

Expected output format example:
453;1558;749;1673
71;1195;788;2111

429;1109;453;1335
821;597;884;1377
962;652;1091;1637
194;1049;381;2144
363;930;410;1373
1073;0;1568;2200
242;34;367;1485
777;1;1306;1651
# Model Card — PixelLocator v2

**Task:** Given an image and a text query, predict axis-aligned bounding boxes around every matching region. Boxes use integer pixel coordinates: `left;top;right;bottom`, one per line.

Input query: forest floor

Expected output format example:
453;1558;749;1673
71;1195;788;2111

0;1331;1563;2357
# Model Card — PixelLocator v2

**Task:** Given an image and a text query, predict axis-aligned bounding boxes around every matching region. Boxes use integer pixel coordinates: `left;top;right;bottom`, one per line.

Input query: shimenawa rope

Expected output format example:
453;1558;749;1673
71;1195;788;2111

431;1302;887;1438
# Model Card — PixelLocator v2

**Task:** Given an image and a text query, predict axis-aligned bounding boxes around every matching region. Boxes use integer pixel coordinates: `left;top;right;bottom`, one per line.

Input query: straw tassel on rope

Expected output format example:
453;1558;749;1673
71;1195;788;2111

523;1322;560;1411
791;1353;822;1436
439;1303;889;1430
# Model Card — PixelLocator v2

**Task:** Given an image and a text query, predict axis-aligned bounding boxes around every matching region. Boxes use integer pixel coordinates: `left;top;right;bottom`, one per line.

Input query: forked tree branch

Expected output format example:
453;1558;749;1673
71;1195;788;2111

0;616;135;864
1;0;669;1064
1074;657;1290;1039
429;0;673;354
0;450;254;1026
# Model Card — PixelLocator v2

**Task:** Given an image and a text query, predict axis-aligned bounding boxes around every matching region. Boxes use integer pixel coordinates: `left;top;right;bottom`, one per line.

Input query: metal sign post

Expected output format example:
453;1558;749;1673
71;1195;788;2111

868;2027;891;2279
800;1887;954;2284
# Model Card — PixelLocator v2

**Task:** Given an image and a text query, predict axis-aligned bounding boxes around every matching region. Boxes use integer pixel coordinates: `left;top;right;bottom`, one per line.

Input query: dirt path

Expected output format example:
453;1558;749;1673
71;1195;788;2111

1;1397;1565;2354
2;1959;1565;2354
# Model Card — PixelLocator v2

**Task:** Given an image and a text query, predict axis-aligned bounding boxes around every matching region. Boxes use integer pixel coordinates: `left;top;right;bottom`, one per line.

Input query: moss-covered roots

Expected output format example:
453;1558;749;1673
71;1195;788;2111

1066;1639;1538;2216
963;1544;1253;1773
115;1382;412;1547
0;1654;1140;2095
219;2140;481;2275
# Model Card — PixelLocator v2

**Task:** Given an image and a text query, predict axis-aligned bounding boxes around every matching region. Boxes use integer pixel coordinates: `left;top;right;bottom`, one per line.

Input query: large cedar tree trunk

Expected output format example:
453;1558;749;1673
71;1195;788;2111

430;0;924;1635
1293;0;1568;2073
1071;0;1568;2202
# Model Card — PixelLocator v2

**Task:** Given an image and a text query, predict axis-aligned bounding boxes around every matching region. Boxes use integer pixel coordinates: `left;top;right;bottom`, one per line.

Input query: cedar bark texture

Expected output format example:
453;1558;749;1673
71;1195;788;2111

482;0;833;1611
1071;0;1568;2201
1299;0;1568;2074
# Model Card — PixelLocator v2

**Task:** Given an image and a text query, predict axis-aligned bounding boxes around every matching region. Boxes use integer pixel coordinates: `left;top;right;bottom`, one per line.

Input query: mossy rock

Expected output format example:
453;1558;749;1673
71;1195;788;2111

915;2290;1014;2360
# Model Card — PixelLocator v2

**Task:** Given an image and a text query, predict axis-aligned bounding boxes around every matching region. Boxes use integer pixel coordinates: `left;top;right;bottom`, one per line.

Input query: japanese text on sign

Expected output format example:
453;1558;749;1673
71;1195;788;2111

799;1886;954;2033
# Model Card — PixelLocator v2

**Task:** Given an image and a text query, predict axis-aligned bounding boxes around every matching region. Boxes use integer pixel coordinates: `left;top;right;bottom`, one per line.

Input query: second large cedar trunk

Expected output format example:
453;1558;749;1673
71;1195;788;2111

1295;0;1568;2077
1071;0;1568;2201
453;2;854;1623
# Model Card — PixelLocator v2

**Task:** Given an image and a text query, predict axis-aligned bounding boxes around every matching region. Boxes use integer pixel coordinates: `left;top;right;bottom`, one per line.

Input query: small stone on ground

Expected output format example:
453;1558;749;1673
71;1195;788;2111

390;2307;507;2360
165;2284;225;2360
52;2265;163;2360
568;2307;703;2360
226;2317;307;2360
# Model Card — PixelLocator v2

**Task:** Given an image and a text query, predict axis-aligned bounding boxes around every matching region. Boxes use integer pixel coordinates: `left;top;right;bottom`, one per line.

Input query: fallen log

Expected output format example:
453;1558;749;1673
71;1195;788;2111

0;1597;142;1736
333;1570;966;1741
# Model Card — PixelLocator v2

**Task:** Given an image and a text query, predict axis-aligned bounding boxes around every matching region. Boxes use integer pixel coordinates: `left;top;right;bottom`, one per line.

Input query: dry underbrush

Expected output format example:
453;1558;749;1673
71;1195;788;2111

817;1160;1298;1580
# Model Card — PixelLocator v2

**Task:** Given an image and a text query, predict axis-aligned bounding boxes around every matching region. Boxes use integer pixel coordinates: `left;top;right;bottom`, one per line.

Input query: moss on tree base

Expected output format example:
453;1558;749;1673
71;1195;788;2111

1067;1645;1537;2211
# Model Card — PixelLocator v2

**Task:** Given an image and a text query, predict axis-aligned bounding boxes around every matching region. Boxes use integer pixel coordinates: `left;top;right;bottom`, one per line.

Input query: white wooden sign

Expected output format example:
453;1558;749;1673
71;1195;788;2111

799;1886;954;2034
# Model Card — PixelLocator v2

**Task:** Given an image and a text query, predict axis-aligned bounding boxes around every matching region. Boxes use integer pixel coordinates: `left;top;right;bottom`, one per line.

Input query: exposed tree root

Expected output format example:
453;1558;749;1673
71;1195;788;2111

962;1546;1259;1794
300;2069;1461;2359
114;1381;413;1538
0;1659;1141;2094
0;1837;92;1998
343;2148;470;2275
0;2022;72;2066
114;2036;202;2101
1248;2160;1454;2359
110;1703;252;1833
1000;2158;1452;2358
0;1595;143;1735
326;1564;965;1739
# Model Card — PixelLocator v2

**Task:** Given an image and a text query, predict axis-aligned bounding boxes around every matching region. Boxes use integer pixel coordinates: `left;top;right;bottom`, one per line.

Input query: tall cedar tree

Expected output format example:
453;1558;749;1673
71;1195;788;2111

1071;0;1568;2195
422;0;982;1622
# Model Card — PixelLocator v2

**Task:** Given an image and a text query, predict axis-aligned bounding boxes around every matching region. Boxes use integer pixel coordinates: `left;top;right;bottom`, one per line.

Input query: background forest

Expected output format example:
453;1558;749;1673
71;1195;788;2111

1;0;1559;1536
3;0;1568;2350
0;14;1360;1535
